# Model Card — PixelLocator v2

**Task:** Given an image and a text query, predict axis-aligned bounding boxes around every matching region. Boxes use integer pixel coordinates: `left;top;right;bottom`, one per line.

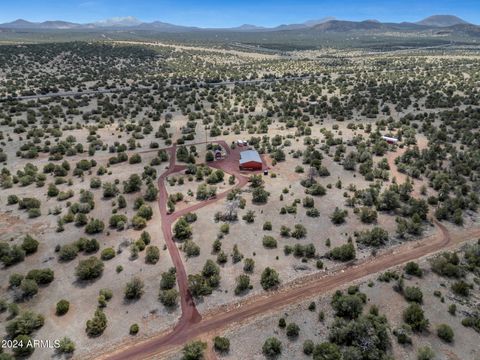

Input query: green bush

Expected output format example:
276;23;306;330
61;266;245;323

437;323;454;342
213;336;230;353
21;235;39;254
56;300;70;316
145;246;160;264
328;243;356;261
417;346;435;360
12;335;34;356
85;309;107;337
404;286;423;304
129;323;139;335
159;289;179;307
403;303;429;332
101;247;116;260
26;268;54;284
182;341;207;360
261;267;280;290
57;337;75;353
9;273;24;287
303;340;314;355
286;323;300;338
262;236;277;249
404;261;423;277
124;277;144;300
85;219;104;234
59;244;78;261
75;256;104;280
262;337;282;357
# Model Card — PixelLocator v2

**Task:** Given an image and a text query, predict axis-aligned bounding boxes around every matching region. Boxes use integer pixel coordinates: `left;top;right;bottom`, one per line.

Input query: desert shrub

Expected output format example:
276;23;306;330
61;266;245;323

306;183;326;196
21;235;39;254
75;257;104;280
6;310;44;337
184;240;200;257
291;224;307;239
213;336;230;353
328;243;356;261
56;300;70;315
404;286;423;303
303;340;314;355
242;210;256;223
417;346;435;360
451;280;470;297
174;217;192;240
437;324;454;342
262;236;277;249
312;342;341;360
243;258;255;273
331;290;364;319
9;273;23;287
404;261;423;277
160;270;177;290
101;247;116;260
57;337;75;353
403;303;429;332
262;337;282;357
20;279;38;298
330;207;348;224
85;309;107;337
124;277;144;299
356;227;388;247
0;244;26;266
129;324;139;335
85;219;104;234
234;274;251;295
12;334;35;356
58;244;78;261
26;268;54;284
261;267;280;290
159;289;179;307
182;341;207;360
286;323;300;338
132;215;147;230
109;214;127;228
145;246;160;264
359;207;378;223
430;252;462;278
252;187;269;204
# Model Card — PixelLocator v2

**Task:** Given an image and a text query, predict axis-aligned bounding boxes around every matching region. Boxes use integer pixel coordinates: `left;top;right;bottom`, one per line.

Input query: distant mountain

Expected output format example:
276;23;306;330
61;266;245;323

93;16;142;27
417;15;469;27
311;20;386;32
303;17;336;27
0;19;81;29
231;24;266;31
0;14;477;34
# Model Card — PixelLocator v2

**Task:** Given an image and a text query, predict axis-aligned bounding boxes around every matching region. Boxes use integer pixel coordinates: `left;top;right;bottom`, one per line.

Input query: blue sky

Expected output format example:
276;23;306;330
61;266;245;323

0;0;478;27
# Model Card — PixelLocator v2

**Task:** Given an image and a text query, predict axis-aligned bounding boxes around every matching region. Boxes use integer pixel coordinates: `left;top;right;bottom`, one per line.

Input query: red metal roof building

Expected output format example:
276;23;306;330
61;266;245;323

239;150;262;170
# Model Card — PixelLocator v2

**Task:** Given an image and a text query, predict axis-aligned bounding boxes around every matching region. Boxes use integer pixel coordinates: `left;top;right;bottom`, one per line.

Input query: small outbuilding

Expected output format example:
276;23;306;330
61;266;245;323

382;135;399;144
239;150;262;171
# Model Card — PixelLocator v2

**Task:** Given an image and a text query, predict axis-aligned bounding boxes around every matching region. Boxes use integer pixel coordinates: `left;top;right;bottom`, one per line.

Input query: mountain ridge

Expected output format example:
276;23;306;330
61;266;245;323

0;14;475;32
